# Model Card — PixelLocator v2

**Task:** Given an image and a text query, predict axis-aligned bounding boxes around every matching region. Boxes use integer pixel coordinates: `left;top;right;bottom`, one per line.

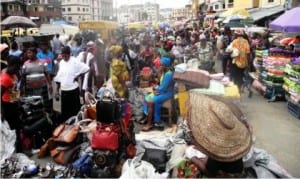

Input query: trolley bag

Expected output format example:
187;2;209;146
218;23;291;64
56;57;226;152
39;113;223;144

96;90;121;123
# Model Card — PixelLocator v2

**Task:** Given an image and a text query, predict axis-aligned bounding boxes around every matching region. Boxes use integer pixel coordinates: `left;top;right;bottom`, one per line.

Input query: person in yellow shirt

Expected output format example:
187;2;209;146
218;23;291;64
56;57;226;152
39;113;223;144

109;45;129;98
231;29;250;92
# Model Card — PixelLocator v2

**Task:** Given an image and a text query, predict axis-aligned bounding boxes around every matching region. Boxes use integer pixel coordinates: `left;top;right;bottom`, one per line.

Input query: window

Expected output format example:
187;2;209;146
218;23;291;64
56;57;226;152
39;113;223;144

228;0;234;8
268;0;274;2
68;16;72;21
78;7;80;11
86;8;88;12
68;7;71;11
35;7;38;11
215;4;219;9
83;8;85;12
62;8;65;11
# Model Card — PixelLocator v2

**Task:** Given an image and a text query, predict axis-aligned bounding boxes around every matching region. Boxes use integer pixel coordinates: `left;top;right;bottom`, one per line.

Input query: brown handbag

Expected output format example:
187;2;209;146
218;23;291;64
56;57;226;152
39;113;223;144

53;115;81;144
53;125;80;144
84;92;97;119
38;137;56;158
50;145;81;165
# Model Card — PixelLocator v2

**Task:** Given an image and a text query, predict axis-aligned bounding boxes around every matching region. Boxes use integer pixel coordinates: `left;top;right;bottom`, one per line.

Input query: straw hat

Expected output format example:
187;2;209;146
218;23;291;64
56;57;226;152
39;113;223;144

187;92;251;162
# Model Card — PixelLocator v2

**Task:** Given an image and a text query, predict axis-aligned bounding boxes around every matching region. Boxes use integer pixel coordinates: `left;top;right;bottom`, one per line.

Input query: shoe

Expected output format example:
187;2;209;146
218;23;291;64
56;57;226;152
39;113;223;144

142;125;153;131
154;122;164;131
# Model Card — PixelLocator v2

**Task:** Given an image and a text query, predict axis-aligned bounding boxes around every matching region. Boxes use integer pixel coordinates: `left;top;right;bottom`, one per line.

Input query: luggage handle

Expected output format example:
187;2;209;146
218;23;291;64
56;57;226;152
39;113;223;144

99;89;115;101
65;111;84;125
84;92;97;106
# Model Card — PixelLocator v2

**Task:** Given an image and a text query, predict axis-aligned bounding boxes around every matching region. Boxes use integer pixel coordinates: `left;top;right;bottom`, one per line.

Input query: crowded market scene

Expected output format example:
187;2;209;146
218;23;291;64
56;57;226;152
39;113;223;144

0;0;300;178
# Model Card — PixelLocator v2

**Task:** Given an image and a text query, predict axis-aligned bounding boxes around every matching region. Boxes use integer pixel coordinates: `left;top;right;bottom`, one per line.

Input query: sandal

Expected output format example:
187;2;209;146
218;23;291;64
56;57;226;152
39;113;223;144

142;125;153;131
139;118;147;125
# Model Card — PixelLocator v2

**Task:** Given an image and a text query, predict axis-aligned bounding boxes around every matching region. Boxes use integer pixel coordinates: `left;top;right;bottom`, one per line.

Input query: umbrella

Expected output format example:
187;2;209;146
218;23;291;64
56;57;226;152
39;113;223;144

1;16;36;27
220;9;251;18
269;7;300;33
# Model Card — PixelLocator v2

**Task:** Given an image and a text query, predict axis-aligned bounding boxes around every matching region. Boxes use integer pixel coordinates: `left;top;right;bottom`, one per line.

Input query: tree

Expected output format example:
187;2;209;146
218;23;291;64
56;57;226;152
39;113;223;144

142;12;148;21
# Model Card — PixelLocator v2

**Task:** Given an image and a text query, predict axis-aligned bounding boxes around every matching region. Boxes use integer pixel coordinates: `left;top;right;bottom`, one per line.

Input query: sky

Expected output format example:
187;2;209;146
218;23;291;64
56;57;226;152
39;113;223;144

114;0;191;9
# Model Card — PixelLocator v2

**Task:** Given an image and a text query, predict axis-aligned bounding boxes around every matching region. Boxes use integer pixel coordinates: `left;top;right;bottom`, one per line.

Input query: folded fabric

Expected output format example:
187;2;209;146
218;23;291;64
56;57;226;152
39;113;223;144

175;63;187;73
189;80;225;96
173;70;210;88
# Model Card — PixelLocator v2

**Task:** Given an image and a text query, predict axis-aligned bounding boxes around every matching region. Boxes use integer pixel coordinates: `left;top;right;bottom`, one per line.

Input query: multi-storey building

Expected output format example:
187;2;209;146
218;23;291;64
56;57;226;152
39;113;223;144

1;0;61;26
224;0;286;9
160;8;173;21
206;0;225;11
117;3;159;24
27;0;62;26
61;0;113;24
61;0;90;24
90;0;113;20
172;5;192;20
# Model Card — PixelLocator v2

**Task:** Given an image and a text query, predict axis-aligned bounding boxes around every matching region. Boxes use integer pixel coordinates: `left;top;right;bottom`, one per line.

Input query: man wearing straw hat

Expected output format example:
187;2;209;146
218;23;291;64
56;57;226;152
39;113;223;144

186;93;252;177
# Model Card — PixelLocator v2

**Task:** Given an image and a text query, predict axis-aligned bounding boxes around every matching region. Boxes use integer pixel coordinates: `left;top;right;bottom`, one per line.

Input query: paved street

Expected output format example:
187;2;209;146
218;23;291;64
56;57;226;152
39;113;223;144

240;92;300;177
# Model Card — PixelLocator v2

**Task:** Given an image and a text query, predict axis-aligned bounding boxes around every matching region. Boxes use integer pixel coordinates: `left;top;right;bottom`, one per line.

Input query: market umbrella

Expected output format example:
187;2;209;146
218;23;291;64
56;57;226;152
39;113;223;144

269;7;300;33
220;9;251;18
1;16;36;27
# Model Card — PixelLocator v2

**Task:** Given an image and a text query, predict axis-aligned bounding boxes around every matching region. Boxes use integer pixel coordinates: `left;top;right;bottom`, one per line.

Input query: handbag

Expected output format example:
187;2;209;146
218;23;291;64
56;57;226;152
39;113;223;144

53;115;80;144
142;148;168;173
96;89;121;123
50;145;81;165
91;123;120;151
84;92;97;120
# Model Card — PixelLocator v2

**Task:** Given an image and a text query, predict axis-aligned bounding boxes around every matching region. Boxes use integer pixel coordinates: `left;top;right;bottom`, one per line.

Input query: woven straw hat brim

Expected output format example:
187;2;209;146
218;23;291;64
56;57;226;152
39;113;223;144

187;92;251;162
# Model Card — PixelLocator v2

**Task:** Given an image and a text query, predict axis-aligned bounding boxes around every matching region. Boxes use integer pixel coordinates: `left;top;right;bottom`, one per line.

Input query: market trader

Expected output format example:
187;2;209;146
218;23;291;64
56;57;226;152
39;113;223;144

54;46;89;121
141;57;175;131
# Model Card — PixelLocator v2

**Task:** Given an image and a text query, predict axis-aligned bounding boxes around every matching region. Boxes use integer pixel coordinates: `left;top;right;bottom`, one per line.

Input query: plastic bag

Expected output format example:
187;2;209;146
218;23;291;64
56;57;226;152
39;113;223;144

0;119;16;165
120;157;168;179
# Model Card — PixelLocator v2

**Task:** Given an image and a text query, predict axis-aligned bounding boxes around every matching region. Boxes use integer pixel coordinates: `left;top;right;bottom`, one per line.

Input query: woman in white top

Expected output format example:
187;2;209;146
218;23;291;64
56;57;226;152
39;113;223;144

54;46;89;121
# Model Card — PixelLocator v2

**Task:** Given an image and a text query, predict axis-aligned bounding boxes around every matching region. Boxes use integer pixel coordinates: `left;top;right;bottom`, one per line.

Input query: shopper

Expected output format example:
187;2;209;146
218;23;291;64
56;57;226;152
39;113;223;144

21;47;52;112
54;46;89;121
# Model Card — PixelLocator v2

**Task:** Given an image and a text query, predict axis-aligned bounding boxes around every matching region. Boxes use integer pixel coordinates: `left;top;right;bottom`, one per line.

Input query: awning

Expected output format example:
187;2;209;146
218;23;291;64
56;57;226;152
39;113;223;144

251;5;285;21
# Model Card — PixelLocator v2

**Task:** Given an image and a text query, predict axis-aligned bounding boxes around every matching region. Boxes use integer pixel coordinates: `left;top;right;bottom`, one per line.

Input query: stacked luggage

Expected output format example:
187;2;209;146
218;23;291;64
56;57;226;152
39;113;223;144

20;96;52;149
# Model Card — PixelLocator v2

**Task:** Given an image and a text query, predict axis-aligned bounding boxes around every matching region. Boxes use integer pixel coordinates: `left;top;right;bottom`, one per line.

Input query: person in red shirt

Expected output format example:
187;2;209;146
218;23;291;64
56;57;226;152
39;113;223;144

0;55;22;152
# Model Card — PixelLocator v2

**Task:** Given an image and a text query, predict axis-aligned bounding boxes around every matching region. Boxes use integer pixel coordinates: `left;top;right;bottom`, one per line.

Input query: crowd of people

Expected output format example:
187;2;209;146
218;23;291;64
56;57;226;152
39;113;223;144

0;22;274;177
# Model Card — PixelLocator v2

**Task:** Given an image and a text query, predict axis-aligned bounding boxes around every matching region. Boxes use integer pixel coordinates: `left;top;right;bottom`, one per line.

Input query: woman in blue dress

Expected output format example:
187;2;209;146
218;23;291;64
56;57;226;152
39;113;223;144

141;57;174;131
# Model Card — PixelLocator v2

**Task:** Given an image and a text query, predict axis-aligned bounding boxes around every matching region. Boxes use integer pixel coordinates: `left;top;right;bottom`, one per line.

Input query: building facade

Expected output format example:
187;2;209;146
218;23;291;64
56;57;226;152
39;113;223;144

1;0;61;26
206;0;225;11
224;0;286;9
172;6;192;20
117;3;159;24
27;0;62;26
61;0;90;24
62;0;113;24
160;8;173;21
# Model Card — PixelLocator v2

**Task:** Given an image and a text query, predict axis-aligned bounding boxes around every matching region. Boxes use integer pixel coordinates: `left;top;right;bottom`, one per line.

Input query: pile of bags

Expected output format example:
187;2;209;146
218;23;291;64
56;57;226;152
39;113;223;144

36;90;136;178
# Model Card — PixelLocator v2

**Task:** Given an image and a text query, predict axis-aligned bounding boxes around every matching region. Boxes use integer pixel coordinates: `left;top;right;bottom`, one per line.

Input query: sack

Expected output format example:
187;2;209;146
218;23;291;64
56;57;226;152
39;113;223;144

96;90;121;123
72;154;92;176
142;148;168;173
91;123;120;150
50;145;81;165
53;116;80;144
93;150;118;169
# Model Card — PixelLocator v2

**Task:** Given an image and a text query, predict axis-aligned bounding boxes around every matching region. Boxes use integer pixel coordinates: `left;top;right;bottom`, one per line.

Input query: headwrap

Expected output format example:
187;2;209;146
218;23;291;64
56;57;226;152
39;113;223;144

160;57;171;67
109;45;122;55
